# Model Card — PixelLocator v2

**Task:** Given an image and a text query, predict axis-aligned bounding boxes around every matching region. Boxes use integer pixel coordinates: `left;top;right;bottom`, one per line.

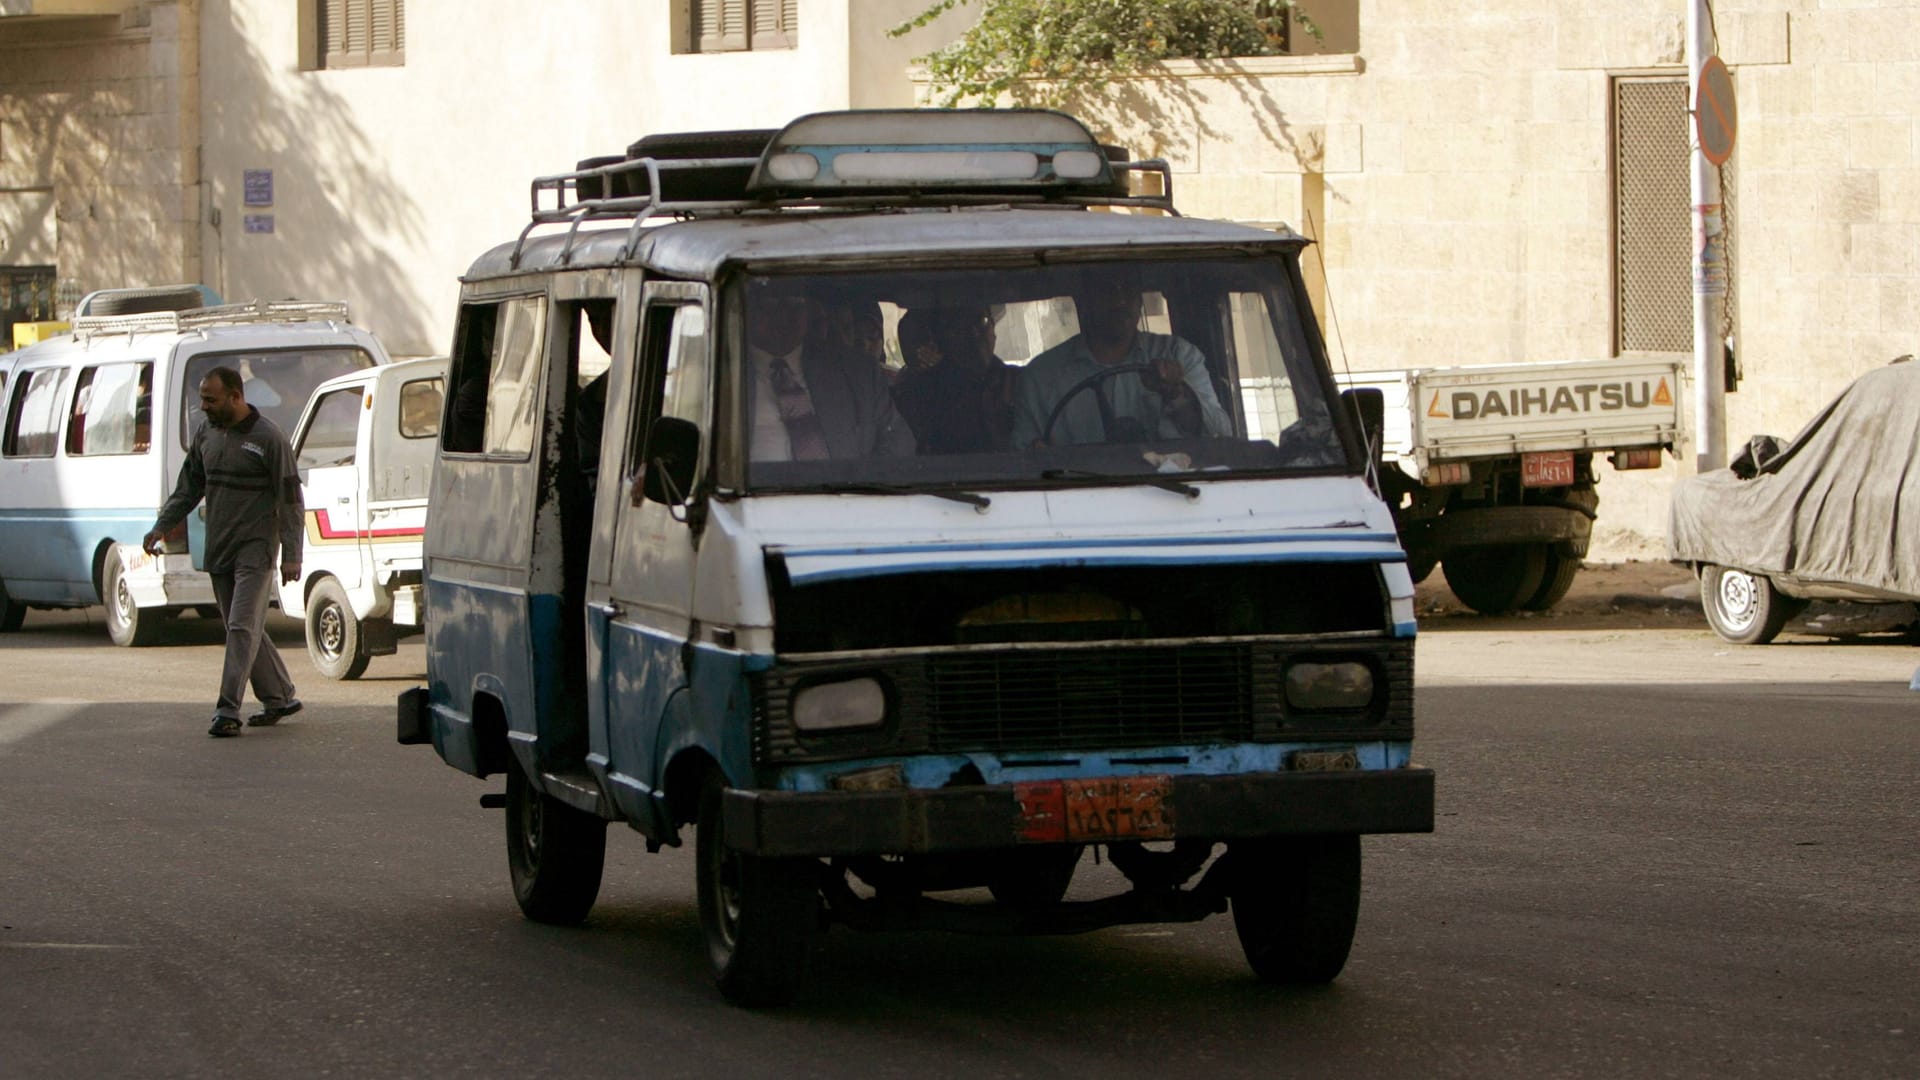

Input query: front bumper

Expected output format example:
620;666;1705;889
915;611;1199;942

722;767;1434;857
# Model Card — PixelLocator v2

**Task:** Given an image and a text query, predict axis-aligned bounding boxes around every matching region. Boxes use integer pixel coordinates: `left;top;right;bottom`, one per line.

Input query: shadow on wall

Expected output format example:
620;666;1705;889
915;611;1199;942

198;1;435;355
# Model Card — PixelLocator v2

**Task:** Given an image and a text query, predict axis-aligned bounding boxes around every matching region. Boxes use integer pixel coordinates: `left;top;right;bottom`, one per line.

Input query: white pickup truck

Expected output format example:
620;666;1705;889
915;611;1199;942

1338;357;1685;613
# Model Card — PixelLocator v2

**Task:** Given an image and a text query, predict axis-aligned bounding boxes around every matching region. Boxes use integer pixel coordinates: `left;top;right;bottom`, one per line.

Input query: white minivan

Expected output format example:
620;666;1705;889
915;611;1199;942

278;357;447;678
0;290;392;643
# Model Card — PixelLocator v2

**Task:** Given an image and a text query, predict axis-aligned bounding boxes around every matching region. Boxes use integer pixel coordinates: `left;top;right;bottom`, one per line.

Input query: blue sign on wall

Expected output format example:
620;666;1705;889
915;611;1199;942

243;169;274;208
243;214;275;235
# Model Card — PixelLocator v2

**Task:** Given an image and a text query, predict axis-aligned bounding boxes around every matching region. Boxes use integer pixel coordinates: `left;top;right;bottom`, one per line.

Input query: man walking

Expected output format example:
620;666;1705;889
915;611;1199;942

144;367;304;737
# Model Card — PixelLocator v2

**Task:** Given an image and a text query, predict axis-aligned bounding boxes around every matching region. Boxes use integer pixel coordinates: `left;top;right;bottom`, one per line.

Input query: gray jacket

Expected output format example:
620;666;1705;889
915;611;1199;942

154;406;303;572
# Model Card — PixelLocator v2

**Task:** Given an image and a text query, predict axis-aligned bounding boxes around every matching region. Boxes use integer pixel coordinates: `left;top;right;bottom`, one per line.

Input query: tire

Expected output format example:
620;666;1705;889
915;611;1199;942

1521;547;1581;611
504;767;607;926
1228;834;1362;984
103;548;165;647
194;604;222;620
0;576;24;632
305;577;371;680
986;846;1082;909
697;771;816;1007
1700;564;1793;645
1442;544;1549;615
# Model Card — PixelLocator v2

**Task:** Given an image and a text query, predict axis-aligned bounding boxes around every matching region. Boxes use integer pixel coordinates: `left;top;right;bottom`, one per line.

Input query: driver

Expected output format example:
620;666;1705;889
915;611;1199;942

1008;274;1230;448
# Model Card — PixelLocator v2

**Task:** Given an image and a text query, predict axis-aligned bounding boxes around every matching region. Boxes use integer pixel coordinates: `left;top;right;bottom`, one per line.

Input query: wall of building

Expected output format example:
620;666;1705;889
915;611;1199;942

198;0;971;359
0;0;199;297
953;0;1920;558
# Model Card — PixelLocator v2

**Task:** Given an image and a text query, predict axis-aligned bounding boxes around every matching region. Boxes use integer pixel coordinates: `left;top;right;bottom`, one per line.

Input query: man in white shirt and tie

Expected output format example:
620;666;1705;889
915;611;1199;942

746;278;916;463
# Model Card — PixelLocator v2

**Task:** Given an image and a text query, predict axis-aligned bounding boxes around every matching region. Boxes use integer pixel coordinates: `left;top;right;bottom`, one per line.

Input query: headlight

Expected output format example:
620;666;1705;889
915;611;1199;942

1284;661;1375;710
792;677;888;732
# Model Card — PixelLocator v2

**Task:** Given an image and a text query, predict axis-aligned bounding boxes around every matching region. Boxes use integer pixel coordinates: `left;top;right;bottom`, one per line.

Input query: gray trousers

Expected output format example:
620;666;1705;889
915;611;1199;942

210;562;296;720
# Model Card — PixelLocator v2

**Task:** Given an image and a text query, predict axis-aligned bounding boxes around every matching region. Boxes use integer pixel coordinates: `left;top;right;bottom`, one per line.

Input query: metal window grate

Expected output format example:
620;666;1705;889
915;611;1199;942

1613;76;1739;358
1614;77;1691;353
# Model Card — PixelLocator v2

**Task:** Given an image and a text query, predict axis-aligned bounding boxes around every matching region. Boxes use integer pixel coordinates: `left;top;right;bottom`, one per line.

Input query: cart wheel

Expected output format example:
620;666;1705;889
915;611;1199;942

1228;834;1362;984
1441;545;1548;614
505;767;606;926
697;771;817;1007
1700;564;1792;645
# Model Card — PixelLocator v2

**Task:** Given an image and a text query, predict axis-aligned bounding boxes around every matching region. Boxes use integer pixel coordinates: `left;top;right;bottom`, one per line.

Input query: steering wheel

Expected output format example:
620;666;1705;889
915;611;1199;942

1039;363;1156;447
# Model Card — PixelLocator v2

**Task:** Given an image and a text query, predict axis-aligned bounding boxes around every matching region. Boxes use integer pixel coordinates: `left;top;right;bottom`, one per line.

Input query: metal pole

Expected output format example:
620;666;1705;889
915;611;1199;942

1688;0;1727;471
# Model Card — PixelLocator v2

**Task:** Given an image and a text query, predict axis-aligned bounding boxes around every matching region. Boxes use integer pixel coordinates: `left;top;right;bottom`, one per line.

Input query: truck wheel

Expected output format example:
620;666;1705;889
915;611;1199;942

504;766;607;926
1700;564;1792;645
1441;545;1547;615
305;577;371;680
986;846;1082;908
1228;834;1362;984
0;576;24;632
103;549;166;647
1522;548;1581;611
697;771;816;1007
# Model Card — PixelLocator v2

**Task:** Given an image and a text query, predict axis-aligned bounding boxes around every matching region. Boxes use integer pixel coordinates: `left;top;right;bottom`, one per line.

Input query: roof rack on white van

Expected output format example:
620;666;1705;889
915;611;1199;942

510;109;1179;269
71;299;352;343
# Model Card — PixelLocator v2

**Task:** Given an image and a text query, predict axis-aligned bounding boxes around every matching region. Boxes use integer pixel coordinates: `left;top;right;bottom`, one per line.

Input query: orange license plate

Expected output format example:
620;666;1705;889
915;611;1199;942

1522;450;1575;488
1015;776;1174;843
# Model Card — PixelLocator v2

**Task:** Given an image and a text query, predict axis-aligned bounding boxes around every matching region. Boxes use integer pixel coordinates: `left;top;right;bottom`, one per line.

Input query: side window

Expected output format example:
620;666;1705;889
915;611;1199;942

623;303;709;476
297;386;365;469
443;297;546;457
67;361;153;457
398;378;443;439
3;367;70;458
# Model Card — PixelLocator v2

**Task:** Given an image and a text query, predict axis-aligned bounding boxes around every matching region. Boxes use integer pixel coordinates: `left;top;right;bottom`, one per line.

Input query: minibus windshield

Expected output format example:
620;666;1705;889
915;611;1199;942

736;257;1350;491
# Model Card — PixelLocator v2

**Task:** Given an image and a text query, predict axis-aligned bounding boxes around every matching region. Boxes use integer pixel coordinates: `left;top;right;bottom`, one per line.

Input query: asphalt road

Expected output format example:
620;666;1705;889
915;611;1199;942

3;607;1916;1078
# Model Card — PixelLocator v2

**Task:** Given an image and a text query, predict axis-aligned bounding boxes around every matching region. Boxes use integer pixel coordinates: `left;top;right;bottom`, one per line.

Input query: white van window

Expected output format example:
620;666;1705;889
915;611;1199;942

444;297;546;457
3;367;69;458
398;378;443;439
181;347;377;448
67;361;153;457
298;386;364;469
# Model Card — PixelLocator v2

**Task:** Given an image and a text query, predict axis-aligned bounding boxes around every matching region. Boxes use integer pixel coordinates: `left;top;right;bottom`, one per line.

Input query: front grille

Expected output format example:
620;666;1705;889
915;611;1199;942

752;638;1413;765
925;644;1252;752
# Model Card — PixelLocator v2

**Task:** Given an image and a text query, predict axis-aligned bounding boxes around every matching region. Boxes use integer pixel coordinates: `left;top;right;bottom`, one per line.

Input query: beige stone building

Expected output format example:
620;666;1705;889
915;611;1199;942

5;0;1919;553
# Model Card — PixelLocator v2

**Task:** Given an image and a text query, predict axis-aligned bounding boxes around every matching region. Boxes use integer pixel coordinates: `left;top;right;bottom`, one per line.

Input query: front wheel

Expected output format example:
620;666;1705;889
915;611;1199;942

697;772;817;1007
1700;564;1794;645
1228;834;1362;984
103;548;165;647
305;577;371;680
505;767;607;926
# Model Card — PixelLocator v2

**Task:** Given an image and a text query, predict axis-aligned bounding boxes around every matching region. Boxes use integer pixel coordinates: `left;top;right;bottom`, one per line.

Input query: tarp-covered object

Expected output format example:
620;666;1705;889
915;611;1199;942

1668;361;1920;598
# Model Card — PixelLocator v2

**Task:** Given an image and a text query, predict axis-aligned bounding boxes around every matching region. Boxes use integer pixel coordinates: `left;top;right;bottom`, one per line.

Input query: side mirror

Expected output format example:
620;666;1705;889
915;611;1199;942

633;416;701;507
1341;386;1386;467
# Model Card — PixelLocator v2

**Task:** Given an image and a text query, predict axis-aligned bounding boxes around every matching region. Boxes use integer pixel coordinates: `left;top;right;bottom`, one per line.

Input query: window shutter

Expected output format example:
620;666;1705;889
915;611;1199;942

319;0;403;69
320;0;347;67
371;0;403;64
695;0;748;52
751;0;795;49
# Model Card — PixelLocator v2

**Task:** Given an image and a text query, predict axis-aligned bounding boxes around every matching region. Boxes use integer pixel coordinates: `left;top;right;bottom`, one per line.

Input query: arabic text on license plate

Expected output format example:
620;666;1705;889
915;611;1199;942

1015;776;1174;843
1522;450;1575;488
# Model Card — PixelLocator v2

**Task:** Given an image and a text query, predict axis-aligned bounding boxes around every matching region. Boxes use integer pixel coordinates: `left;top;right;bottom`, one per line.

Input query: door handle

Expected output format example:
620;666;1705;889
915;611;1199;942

336;496;352;504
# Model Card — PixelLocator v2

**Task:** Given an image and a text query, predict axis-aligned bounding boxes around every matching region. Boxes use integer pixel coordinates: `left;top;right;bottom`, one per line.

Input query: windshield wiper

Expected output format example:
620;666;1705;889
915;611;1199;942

786;482;991;509
1042;468;1200;499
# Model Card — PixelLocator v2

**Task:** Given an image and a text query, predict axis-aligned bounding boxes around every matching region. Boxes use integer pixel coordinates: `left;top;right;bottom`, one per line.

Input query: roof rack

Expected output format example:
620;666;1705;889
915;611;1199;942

509;110;1180;270
71;299;352;342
